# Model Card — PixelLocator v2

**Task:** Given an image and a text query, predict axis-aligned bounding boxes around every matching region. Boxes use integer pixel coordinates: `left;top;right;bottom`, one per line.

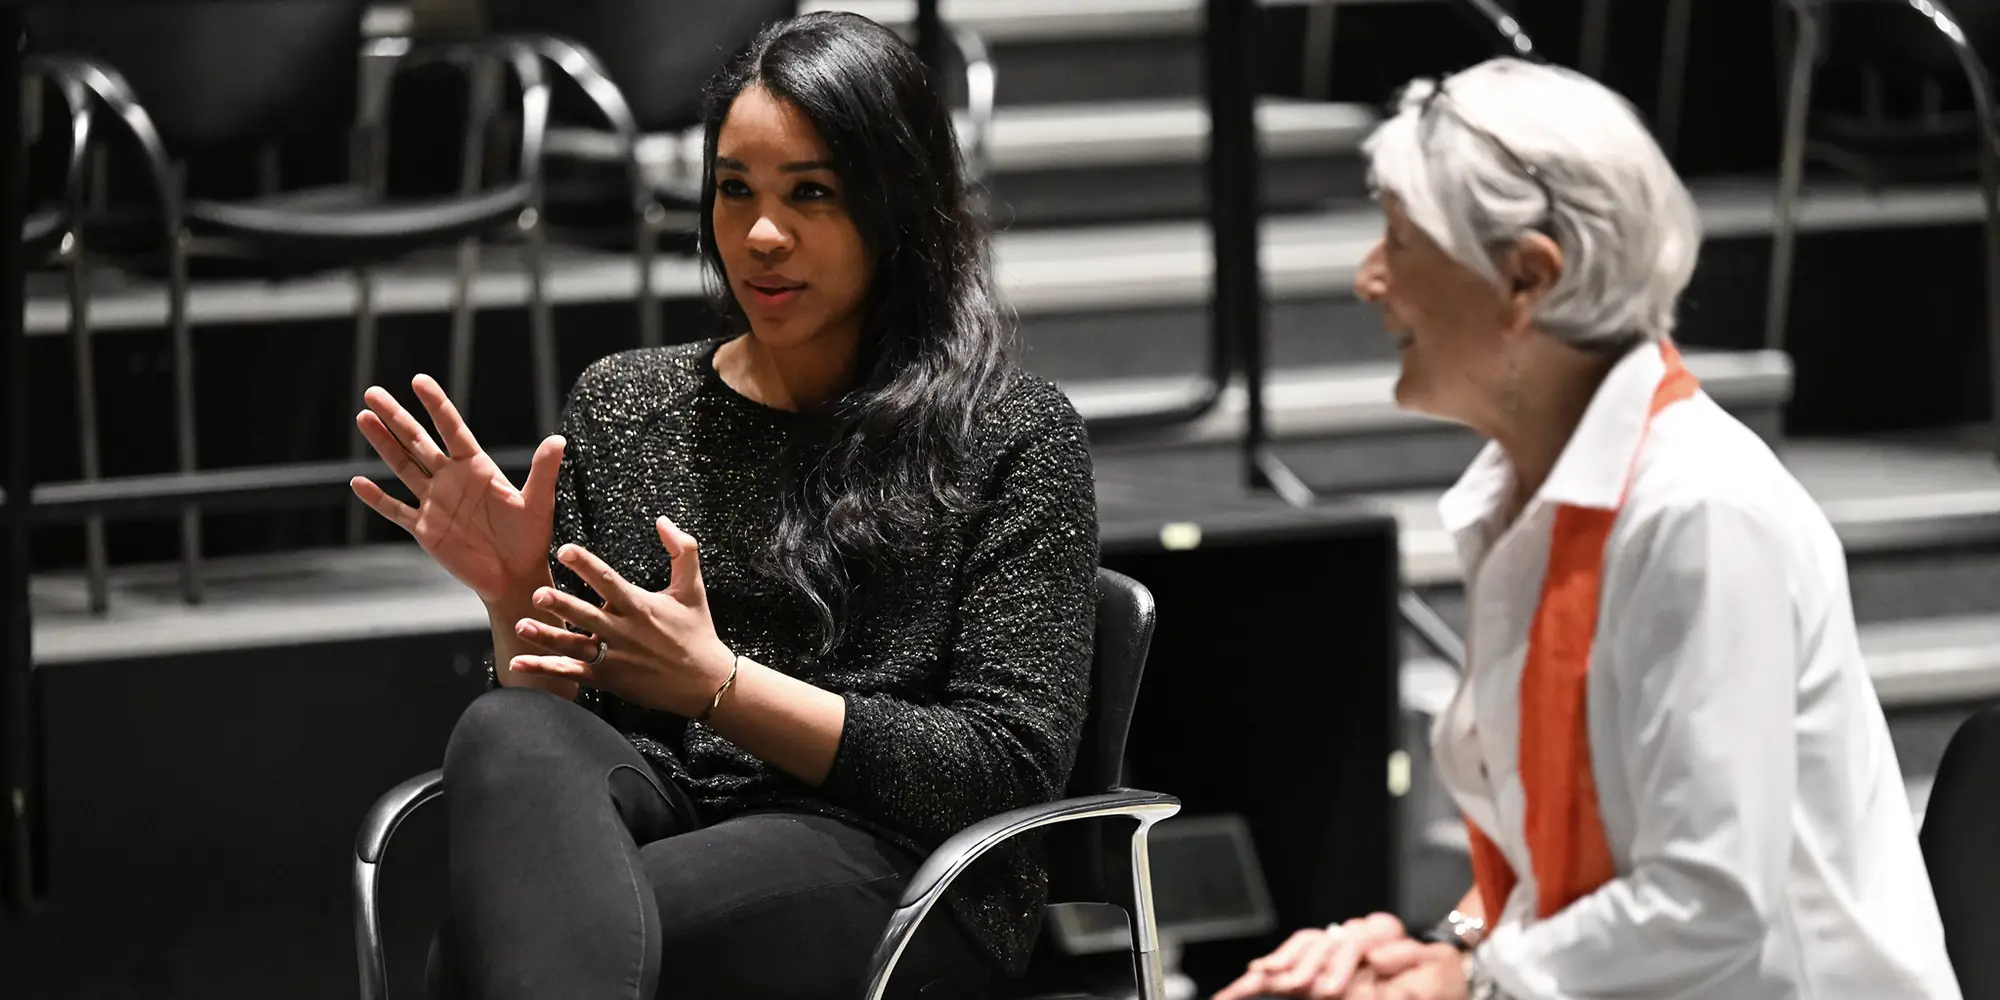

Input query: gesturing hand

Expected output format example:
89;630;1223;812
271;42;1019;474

349;375;565;607
508;517;736;718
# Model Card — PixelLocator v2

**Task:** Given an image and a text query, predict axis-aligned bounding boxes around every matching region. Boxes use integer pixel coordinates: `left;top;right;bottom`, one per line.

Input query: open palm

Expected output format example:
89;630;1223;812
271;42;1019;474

349;375;565;606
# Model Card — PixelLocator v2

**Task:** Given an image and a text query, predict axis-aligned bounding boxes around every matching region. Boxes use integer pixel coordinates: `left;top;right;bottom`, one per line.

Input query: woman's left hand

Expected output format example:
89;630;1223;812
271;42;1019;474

508;516;735;717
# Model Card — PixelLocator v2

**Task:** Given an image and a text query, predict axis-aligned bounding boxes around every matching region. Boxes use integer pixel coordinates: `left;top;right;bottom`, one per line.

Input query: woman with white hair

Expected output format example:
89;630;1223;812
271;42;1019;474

1216;58;1962;1000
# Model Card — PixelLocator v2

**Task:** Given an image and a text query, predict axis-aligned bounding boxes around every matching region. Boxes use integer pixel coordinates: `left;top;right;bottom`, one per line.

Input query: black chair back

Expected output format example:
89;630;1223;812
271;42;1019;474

25;0;367;152
482;0;799;133
1042;568;1157;907
1921;705;2000;999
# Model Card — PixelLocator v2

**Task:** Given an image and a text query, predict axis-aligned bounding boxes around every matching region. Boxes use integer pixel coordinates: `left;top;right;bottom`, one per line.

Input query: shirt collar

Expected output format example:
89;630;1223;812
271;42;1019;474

1437;342;1676;553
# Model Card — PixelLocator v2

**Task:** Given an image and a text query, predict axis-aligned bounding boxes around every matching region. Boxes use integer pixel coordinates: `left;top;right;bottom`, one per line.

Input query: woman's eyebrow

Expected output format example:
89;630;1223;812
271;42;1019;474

713;156;834;174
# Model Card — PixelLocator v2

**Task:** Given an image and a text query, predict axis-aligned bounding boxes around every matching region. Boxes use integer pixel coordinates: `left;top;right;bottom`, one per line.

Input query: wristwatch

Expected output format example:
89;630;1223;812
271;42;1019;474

1422;908;1487;951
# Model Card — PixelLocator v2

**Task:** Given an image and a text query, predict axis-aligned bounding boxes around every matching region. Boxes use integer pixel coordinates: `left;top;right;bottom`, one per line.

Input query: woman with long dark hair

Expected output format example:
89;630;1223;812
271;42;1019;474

348;13;1097;998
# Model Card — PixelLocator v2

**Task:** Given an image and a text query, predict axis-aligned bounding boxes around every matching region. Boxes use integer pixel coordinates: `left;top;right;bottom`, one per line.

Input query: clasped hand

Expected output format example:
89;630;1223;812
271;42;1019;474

1213;914;1469;1000
350;375;732;718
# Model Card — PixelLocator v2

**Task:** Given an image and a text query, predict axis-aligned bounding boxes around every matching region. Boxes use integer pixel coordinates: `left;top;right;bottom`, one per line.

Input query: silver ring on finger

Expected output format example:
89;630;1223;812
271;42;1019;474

588;638;608;667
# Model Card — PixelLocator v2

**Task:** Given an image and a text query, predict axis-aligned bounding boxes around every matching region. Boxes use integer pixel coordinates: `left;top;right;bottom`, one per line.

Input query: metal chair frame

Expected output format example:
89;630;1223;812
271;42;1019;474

352;569;1182;1000
33;36;556;599
22;58;109;612
1763;0;2000;460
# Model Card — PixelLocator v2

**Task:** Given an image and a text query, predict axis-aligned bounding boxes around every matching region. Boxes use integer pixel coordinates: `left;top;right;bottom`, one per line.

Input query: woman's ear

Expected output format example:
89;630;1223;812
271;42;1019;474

1506;233;1563;299
1498;233;1563;333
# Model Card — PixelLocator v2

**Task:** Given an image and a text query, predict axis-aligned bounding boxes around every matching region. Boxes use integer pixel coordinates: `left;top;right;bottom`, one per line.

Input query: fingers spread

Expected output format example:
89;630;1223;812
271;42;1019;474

362;385;449;470
534;586;611;635
410;374;481;459
655;517;704;598
520;435;566;512
356;411;435;492
350;477;417;532
513;617;599;660
556;544;636;608
508;654;591;680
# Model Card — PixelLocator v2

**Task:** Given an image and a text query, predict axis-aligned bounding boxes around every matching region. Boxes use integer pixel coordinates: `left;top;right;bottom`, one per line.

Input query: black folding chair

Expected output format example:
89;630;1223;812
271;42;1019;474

353;567;1181;1000
26;0;559;595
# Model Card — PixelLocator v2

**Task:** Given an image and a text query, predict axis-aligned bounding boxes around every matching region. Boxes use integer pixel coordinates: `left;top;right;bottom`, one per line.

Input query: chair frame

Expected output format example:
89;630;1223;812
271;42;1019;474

23;58;110;612
32;37;557;596
1764;1;2000;461
352;568;1182;1000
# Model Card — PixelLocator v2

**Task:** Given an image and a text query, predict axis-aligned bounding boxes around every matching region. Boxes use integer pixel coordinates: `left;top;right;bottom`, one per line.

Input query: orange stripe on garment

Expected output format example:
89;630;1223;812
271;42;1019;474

1467;341;1698;922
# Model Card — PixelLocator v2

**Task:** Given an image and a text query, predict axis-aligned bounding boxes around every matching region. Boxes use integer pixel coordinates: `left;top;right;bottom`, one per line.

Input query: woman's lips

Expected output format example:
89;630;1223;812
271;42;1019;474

745;280;805;307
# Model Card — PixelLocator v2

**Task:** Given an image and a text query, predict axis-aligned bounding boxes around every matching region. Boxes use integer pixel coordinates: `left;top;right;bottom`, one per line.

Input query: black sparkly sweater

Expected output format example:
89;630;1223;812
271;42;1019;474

545;338;1099;976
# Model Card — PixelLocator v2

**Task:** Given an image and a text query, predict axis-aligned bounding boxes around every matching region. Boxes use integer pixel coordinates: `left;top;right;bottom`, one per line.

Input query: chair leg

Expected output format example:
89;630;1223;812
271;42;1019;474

64;235;109;614
1578;0;1612;80
347;267;380;546
636;201;662;350
448;237;480;409
448;57;498;410
1655;0;1694;161
1125;822;1171;1000
166;226;203;605
1765;0;1822;354
522;208;559;436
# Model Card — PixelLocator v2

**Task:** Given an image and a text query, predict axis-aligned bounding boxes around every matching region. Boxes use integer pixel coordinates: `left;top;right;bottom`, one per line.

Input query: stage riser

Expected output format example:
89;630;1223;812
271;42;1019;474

1;632;488;1000
986;155;1365;230
1095;400;1785;497
1409;542;2000;647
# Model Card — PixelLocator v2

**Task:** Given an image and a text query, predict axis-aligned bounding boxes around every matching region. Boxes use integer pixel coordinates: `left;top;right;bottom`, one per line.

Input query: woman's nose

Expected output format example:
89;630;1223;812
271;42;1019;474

746;215;791;255
1355;241;1389;303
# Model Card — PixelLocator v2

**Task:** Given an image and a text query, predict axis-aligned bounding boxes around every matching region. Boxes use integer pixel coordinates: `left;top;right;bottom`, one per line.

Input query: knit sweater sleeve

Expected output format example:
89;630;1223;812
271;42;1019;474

821;390;1100;848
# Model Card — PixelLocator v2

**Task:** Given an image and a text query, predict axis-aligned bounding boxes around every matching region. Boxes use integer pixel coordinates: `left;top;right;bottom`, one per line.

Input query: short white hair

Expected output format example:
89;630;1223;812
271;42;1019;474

1363;57;1700;349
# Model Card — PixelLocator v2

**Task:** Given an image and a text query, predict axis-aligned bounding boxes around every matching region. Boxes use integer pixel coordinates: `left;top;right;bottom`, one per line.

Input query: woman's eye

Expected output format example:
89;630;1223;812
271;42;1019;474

793;182;835;202
716;179;751;198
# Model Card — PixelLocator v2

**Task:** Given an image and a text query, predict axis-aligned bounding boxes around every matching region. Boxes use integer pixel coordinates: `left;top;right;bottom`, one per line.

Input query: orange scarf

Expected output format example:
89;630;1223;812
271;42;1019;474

1467;342;1699;921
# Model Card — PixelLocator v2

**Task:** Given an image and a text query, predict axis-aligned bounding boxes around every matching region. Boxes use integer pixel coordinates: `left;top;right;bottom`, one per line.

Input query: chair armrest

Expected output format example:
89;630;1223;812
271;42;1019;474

353;768;444;1000
21;59;93;235
863;788;1180;1000
27;56;183;236
901;788;1178;906
356;767;444;864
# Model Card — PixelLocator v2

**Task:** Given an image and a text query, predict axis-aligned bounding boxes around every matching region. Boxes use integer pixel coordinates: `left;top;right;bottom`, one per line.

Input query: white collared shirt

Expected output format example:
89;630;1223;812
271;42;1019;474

1434;343;1962;1000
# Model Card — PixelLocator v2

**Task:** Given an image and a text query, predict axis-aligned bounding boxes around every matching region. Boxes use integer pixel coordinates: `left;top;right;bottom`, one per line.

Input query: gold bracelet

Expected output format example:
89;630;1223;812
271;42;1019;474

696;654;739;723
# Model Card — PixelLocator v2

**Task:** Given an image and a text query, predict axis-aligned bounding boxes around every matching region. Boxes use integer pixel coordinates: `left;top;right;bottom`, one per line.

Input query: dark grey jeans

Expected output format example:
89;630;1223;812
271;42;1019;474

426;687;991;999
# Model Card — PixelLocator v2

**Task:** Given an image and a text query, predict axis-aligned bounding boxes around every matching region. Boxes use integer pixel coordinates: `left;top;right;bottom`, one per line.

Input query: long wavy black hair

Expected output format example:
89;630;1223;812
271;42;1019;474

698;11;1015;653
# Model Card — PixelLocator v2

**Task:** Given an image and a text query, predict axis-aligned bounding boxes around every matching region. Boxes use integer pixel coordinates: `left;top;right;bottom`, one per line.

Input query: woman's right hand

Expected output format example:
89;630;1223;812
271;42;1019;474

349;374;566;608
1212;913;1411;999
